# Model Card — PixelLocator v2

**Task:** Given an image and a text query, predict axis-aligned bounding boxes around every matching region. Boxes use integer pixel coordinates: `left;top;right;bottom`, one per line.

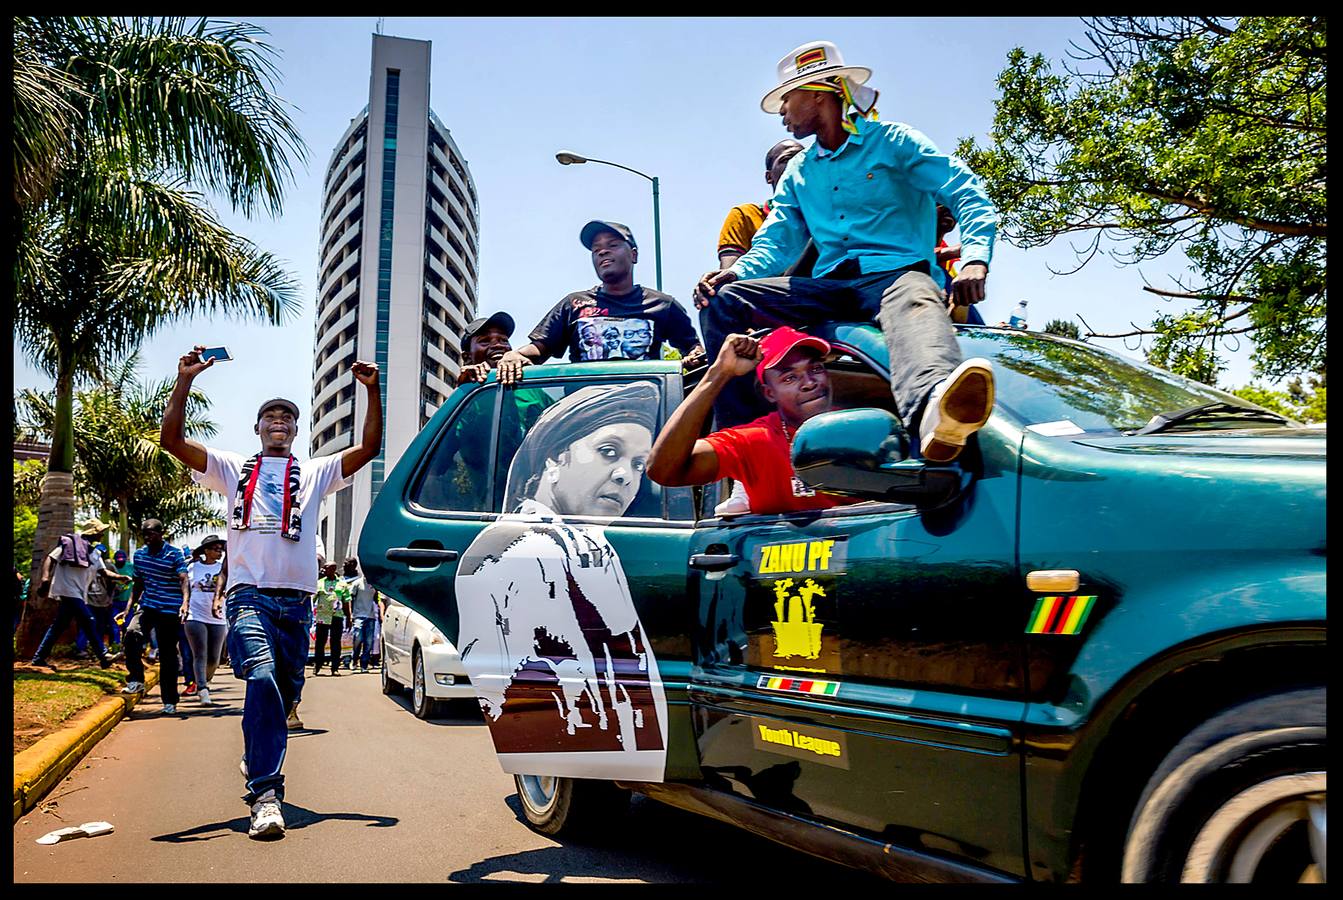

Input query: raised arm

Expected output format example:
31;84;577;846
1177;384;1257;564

648;334;760;487
342;361;383;479
161;346;215;473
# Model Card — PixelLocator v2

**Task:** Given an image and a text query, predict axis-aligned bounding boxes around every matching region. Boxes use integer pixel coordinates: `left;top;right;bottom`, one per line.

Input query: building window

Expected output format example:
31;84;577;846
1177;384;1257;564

371;68;399;499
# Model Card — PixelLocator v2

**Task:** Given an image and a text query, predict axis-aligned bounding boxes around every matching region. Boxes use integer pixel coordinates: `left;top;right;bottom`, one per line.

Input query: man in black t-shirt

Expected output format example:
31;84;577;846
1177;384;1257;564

496;221;703;384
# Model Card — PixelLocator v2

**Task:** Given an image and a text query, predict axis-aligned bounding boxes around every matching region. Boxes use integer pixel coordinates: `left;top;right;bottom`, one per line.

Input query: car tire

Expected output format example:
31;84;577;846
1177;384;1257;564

514;774;631;838
411;646;440;719
1122;687;1326;883
380;640;401;696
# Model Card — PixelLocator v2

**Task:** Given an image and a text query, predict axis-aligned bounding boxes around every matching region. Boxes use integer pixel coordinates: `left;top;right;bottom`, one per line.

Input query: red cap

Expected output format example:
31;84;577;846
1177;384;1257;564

756;326;832;382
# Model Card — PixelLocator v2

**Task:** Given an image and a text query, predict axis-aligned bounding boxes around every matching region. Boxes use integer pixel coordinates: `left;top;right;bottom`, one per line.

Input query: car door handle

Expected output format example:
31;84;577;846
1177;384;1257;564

385;547;459;564
689;553;741;572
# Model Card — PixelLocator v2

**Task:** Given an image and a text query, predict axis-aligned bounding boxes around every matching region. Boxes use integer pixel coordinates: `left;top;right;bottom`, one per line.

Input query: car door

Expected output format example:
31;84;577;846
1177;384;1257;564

446;371;702;782
360;383;501;643
685;378;1030;877
381;597;410;681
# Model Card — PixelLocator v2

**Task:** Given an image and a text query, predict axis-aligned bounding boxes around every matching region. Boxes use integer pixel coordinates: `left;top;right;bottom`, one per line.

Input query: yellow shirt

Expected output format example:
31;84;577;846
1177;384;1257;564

717;203;768;259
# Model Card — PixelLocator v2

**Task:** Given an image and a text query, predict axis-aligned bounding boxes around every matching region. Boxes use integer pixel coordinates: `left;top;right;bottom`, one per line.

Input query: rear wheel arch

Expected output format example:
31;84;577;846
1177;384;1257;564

1059;633;1326;882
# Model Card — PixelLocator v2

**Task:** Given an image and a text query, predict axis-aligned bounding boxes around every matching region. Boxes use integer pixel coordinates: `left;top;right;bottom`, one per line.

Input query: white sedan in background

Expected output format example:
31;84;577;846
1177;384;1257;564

380;596;475;718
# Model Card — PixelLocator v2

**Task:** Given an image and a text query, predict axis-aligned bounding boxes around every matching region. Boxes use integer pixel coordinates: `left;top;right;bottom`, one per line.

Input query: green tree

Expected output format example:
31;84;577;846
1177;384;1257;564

13;461;45;571
959;17;1326;386
16;353;223;548
1043;318;1082;340
1231;366;1326;423
13;17;305;656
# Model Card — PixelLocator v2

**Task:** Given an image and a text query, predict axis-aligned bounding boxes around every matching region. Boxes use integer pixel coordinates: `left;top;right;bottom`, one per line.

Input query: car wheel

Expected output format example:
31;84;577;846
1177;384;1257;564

1122;687;1326;883
380;640;401;696
412;646;439;719
514;774;631;837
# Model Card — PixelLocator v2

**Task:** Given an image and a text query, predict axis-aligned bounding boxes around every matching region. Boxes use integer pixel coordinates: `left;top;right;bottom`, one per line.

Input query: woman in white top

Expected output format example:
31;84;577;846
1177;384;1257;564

182;535;227;705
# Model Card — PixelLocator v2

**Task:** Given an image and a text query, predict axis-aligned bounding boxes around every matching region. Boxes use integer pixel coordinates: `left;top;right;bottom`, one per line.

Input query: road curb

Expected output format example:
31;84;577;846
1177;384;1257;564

12;666;161;823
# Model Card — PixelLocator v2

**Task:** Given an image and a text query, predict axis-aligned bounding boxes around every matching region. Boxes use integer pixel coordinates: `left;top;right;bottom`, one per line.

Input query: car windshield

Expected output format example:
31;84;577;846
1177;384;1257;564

954;330;1297;434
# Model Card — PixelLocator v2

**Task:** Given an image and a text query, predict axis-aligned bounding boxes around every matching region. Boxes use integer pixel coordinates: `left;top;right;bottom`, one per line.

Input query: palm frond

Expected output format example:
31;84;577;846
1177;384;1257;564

62;16;307;218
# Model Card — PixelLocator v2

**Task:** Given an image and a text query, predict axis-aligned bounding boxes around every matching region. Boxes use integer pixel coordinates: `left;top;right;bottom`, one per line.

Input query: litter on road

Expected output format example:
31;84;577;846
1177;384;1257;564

35;821;115;844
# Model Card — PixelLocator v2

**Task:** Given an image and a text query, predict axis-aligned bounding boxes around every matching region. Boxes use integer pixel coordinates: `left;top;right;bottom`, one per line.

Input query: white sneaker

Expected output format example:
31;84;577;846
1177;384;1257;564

161;703;176;715
198;688;212;705
248;790;285;840
121;681;145;695
919;358;995;463
713;481;751;517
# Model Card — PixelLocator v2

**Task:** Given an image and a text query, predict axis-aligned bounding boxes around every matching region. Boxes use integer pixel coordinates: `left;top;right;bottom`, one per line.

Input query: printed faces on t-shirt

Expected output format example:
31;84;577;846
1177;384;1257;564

246;458;289;535
573;312;656;361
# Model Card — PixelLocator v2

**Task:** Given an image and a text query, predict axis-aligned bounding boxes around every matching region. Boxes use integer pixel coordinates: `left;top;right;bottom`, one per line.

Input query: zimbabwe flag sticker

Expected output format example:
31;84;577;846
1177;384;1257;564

795;47;827;69
757;675;840;698
1026;595;1097;635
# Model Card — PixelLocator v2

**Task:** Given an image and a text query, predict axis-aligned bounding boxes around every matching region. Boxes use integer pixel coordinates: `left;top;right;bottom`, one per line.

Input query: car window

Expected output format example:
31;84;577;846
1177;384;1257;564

958;330;1296;433
410;386;497;512
495;378;664;520
696;349;897;517
824;348;899;415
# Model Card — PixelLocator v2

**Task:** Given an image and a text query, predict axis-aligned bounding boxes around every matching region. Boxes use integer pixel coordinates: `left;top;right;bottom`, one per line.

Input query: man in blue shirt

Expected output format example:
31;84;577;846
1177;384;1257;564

694;40;997;464
123;518;189;714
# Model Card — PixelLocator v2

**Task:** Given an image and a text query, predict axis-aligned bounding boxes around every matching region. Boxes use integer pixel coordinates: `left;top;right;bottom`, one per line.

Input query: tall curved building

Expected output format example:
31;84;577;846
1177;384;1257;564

311;33;480;562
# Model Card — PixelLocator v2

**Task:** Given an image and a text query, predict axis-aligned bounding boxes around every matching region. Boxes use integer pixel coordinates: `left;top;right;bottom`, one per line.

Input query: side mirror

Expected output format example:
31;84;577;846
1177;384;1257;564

791;409;961;505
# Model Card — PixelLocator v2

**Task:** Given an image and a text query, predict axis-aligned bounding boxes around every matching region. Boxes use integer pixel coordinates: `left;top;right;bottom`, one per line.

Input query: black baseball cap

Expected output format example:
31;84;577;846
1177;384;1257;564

257;398;300;422
580;220;637;251
460;311;516;353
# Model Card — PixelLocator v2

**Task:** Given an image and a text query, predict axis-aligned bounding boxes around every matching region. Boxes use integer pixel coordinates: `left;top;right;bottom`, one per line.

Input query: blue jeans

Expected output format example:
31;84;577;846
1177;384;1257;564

76;604;117;652
178;629;195;686
351;617;377;668
32;595;107;662
225;586;312;804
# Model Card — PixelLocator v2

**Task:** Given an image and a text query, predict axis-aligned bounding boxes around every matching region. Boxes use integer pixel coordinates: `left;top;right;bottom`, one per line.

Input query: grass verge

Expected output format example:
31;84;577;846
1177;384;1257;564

13;658;128;755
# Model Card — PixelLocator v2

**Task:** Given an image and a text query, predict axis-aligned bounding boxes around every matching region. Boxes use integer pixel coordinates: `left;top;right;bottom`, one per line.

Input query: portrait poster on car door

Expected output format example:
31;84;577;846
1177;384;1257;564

745;537;847;676
453;381;668;782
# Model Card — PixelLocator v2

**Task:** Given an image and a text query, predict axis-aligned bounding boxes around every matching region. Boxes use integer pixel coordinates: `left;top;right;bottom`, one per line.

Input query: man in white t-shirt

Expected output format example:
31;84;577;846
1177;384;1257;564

160;345;383;840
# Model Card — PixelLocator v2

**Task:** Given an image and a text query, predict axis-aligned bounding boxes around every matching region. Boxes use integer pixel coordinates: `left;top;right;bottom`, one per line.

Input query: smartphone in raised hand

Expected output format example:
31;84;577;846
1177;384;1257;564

200;346;232;363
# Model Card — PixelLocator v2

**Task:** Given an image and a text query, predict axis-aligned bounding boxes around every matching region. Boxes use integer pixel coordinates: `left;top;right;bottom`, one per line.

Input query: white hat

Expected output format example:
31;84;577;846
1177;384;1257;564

761;41;872;114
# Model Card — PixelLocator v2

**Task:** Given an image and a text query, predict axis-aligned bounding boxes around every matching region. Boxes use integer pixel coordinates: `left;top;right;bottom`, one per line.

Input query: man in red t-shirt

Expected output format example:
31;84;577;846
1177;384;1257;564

647;326;857;515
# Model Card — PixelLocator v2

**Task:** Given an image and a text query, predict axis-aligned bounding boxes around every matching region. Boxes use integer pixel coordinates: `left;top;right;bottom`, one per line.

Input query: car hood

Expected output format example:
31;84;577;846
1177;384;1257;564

1074;426;1325;461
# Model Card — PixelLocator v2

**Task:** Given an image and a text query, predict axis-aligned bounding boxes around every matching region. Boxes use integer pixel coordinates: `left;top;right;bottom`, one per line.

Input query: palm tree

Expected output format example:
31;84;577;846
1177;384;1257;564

13;17;306;655
17;352;222;548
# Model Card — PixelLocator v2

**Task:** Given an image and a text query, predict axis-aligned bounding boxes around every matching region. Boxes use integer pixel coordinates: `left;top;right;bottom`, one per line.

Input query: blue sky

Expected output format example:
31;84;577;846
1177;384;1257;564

14;16;1268;463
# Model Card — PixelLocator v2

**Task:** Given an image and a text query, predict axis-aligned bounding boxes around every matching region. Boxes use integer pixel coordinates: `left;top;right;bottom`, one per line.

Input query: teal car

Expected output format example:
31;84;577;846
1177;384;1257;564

359;324;1326;884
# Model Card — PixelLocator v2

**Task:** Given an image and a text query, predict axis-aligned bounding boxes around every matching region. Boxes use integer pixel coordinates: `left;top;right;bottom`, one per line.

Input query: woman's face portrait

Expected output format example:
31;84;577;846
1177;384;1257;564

602;325;621;354
547;423;653;517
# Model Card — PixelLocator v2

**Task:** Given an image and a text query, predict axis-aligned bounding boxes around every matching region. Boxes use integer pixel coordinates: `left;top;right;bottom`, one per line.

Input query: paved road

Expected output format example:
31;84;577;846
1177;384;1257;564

14;667;881;883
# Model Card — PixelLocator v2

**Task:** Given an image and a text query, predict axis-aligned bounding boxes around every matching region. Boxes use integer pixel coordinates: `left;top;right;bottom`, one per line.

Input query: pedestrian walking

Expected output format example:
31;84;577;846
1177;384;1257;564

122;519;190;713
29;520;129;668
160;345;383;840
109;549;134;640
74;548;116;658
342;558;380;673
183;535;228;705
312;562;351;675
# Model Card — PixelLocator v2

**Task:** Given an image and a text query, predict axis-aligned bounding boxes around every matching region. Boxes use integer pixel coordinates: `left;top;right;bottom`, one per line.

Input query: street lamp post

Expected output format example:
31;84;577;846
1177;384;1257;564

556;150;662;292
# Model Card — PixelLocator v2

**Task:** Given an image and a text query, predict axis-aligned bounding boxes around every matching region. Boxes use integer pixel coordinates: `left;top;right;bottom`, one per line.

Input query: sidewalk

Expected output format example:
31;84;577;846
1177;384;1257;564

13;666;161;822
